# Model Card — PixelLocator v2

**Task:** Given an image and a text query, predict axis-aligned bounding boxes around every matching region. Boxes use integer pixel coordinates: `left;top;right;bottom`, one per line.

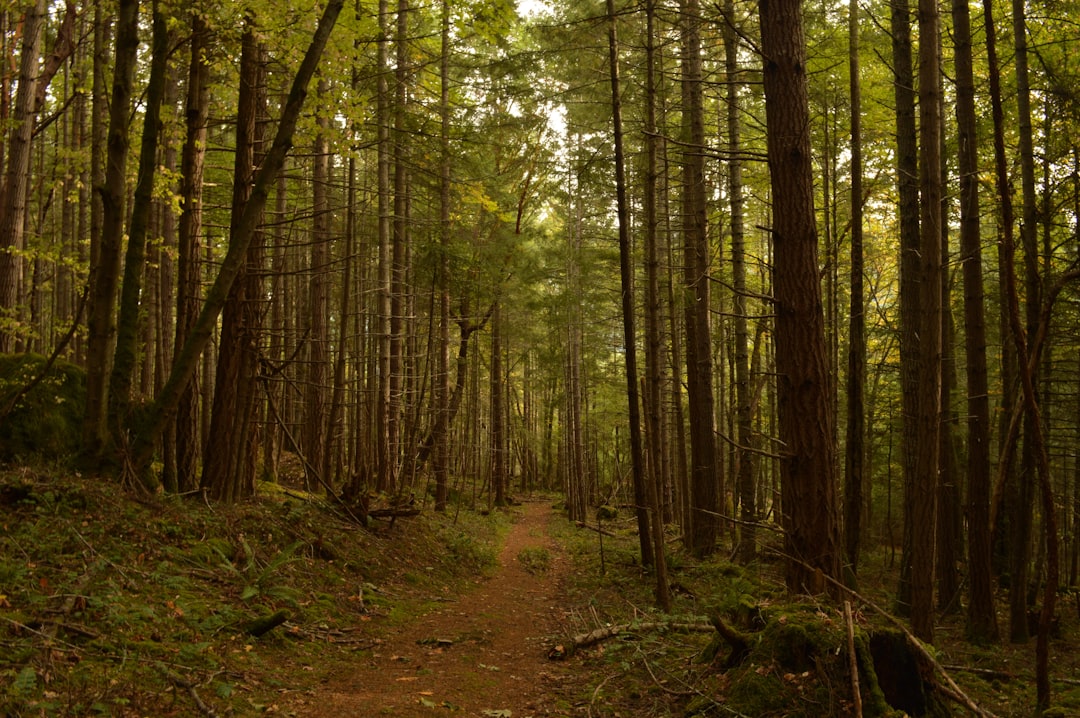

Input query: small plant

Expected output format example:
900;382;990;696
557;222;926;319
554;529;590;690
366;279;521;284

516;546;551;575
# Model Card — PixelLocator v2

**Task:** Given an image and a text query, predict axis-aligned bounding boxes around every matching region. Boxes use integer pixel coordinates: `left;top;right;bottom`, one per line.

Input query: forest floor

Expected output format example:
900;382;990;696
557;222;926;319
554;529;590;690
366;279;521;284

3;465;1080;717
278;499;580;717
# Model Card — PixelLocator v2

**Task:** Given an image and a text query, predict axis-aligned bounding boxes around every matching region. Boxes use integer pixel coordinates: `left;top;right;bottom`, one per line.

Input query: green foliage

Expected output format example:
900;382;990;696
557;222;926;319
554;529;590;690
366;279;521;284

0;354;86;460
0;469;511;715
516;546;552;574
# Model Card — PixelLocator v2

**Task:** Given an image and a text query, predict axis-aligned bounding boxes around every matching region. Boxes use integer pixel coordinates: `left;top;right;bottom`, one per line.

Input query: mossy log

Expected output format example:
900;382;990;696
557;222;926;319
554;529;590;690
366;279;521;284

242;609;290;637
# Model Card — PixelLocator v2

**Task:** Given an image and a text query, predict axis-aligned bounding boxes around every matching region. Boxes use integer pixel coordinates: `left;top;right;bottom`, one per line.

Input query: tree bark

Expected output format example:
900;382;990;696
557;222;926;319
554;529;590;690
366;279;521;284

724;0;755;566
83;0;139;460
109;0;170;430
201;22;266;503
174;9;210;493
0;0;46;352
890;0;921;617
759;0;842;593
679;0;720;558
606;0;654;571
843;0;865;577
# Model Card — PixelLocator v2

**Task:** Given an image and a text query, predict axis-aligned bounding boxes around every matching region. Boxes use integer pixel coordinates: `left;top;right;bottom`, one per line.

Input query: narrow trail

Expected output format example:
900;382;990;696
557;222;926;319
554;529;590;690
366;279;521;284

286;501;577;717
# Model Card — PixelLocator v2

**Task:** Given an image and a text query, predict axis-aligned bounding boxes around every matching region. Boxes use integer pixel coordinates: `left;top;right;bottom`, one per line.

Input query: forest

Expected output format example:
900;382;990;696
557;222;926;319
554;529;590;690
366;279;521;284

0;0;1079;713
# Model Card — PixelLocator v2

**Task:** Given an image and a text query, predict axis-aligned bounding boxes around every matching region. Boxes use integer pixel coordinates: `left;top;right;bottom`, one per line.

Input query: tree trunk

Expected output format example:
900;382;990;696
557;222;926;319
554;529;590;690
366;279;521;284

606;0;654;571
642;0;671;610
433;0;452;512
759;0;842;593
890;0;921;617
491;301;506;507
374;0;393;493
952;0;999;643
302;77;332;492
174;9;209;493
843;0;865;577
200;22;266;503
109;0;170;430
129;0;346;478
679;0;720;558
83;0;139;460
0;0;46;352
724;0;755;566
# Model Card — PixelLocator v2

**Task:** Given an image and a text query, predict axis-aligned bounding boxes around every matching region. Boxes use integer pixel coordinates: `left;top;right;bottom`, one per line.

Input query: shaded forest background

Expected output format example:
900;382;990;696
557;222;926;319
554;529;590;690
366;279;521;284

0;0;1079;709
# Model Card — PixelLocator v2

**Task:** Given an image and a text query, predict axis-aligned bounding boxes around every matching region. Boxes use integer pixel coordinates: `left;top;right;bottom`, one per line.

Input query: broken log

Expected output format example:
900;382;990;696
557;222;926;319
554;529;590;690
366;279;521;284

574;521;617;538
242;609;290;637
548;619;714;659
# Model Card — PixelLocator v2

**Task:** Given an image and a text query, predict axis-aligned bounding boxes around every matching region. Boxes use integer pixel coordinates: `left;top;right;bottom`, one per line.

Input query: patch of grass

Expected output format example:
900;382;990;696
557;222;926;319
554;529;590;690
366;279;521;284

517;546;552;574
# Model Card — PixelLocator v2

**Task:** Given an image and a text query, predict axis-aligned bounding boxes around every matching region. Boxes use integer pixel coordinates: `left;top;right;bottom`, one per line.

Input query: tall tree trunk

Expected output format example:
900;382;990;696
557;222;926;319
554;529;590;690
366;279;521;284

843;0;865;577
109;0;170;430
906;0;944;641
759;0;842;594
387;0;410;495
953;0;998;644
724;0;755;565
642;0;671;610
0;0;45;352
83;0;139;460
606;0;654;571
1008;0;1040;647
491;301;505;507
200;22;266;503
129;0;346;479
433;0;452;512
174;9;210;493
376;0;393;492
303;77;332;492
891;0;921;616
679;0;720;558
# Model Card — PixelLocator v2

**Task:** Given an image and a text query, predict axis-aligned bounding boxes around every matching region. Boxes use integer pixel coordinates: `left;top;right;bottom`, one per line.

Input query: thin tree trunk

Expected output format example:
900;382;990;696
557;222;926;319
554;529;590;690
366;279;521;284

642;0;671;610
843;0;865;577
433;0;452;512
724;0;755;566
606;0;654;571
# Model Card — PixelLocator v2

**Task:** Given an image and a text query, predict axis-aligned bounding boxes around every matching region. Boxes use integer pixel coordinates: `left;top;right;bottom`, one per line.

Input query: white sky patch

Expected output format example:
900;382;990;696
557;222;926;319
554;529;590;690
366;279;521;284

516;0;552;18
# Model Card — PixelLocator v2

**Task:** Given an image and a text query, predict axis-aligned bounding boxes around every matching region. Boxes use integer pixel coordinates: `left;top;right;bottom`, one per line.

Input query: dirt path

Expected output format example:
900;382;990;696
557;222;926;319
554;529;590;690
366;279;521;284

285;501;577;717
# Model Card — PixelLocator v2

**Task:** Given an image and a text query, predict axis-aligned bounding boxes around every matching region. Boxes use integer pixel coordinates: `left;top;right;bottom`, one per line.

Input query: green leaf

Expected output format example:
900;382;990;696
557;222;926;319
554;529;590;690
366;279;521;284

10;666;37;698
482;710;512;717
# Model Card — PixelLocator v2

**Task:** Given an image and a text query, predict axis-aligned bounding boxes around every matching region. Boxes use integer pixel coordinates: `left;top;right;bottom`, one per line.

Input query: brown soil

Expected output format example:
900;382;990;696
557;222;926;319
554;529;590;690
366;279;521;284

282;501;578;717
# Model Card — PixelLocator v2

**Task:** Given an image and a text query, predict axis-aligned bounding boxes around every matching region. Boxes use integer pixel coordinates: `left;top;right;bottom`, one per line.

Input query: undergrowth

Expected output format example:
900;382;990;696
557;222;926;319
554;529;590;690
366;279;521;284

548;510;1075;718
0;466;504;716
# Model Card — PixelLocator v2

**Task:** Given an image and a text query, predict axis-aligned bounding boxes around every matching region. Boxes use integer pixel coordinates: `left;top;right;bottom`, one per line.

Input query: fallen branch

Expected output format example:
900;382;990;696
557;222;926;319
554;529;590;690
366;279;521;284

167;673;219;718
550;619;714;659
575;521;617;538
845;601;863;718
942;664;1014;682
